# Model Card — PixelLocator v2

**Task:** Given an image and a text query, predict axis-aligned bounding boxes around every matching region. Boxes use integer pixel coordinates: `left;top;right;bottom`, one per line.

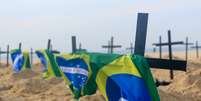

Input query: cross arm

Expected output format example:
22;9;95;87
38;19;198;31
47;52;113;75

191;46;201;48
185;43;194;45
146;57;187;71
153;41;184;46
0;51;8;54
102;45;122;48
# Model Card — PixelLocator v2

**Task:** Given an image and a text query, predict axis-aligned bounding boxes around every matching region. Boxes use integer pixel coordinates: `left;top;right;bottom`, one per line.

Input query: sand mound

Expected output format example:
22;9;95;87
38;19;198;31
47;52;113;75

12;78;50;94
155;60;201;101
11;69;39;80
1;52;201;101
163;67;201;100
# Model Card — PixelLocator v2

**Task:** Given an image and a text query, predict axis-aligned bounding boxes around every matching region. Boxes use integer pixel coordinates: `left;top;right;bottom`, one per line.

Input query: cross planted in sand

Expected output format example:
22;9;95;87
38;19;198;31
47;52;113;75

134;13;186;82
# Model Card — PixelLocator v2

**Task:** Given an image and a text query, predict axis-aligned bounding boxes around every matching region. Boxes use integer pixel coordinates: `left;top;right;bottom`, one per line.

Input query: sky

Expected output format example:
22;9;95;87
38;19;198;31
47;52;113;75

0;0;200;53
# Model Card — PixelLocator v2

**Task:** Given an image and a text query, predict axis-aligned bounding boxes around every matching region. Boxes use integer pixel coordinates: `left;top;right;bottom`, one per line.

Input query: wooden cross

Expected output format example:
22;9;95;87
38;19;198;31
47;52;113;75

71;36;77;53
30;48;34;66
126;43;134;54
151;30;184;79
78;43;87;52
183;37;193;60
134;13;186;81
153;36;162;58
102;36;122;54
47;39;51;51
6;45;9;67
191;41;201;58
19;42;22;50
153;47;156;53
0;45;10;67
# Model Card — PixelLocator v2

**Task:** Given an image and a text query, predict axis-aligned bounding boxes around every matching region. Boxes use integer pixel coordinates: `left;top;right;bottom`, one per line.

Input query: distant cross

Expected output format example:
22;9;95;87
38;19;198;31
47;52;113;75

134;13;186;82
78;43;87;52
79;43;82;51
102;36;122;54
153;47;156;53
0;47;1;64
19;42;22;50
47;39;51;51
153;36;162;58
191;41;201;58
71;36;77;53
0;45;10;67
126;43;134;54
30;48;34;66
153;30;184;79
6;45;9;67
183;37;193;60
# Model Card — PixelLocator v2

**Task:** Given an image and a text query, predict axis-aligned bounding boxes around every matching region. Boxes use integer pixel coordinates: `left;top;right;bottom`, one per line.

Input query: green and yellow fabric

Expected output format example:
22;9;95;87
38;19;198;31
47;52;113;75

54;53;92;99
35;49;61;78
78;52;160;101
10;49;31;73
36;51;159;101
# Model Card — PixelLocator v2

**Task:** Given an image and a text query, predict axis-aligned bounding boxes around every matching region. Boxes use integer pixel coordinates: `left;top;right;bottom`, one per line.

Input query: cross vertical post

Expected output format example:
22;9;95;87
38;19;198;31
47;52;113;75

30;48;33;66
110;37;114;53
153;47;156;53
153;36;163;58
184;37;193;60
126;43;134;54
159;36;162;58
79;43;82;51
72;36;77;53
6;45;9;67
168;30;173;79
196;41;199;58
0;47;1;65
191;41;201;58
47;39;51;51
19;42;22;50
134;13;148;56
186;37;188;60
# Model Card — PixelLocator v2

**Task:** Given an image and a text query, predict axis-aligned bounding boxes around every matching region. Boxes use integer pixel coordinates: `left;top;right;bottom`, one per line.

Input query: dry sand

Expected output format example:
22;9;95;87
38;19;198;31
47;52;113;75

0;51;200;101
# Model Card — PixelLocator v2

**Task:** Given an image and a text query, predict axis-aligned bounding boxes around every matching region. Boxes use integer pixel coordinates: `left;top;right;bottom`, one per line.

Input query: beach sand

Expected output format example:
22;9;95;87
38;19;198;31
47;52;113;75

0;51;200;101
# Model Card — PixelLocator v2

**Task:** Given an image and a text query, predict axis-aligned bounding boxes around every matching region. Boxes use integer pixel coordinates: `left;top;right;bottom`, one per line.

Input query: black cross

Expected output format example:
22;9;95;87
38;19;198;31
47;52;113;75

78;43;87;52
71;36;77;53
102;36;122;54
153;36;162;58
19;42;22;50
6;45;9;67
153;47;156;53
0;45;10;67
152;30;184;79
183;37;193;60
30;48;34;66
191;41;201;58
79;43;82;50
134;13;186;81
47;39;52;51
126;43;134;54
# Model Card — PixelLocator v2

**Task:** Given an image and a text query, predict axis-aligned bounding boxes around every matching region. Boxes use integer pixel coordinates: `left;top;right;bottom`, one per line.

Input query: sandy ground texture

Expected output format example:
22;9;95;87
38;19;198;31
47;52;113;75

0;51;200;101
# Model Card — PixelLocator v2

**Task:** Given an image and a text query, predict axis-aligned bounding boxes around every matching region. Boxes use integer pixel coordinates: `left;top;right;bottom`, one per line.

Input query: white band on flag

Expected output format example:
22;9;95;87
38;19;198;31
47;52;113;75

13;54;23;67
119;98;128;101
60;66;88;76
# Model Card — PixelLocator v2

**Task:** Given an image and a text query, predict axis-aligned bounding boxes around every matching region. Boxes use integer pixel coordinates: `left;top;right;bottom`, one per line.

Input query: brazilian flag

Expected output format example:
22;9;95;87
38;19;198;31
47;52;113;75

35;49;61;78
76;52;160;101
10;49;31;73
54;53;92;99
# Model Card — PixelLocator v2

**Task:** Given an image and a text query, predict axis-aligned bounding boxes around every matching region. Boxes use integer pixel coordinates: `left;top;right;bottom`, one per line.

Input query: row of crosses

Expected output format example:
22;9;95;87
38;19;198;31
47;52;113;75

153;36;201;60
71;13;187;84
